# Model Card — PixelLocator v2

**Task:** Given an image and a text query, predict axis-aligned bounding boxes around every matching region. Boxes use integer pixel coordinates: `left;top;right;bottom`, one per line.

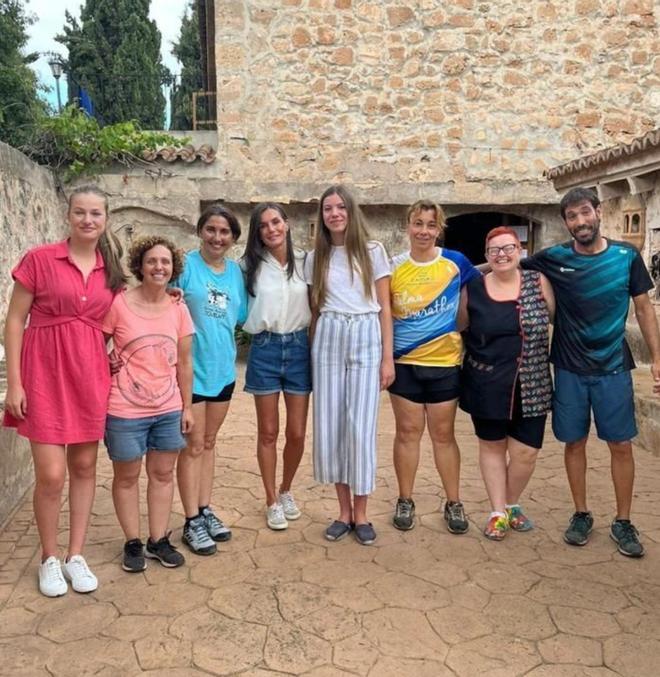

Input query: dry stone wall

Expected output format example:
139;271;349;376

214;0;659;203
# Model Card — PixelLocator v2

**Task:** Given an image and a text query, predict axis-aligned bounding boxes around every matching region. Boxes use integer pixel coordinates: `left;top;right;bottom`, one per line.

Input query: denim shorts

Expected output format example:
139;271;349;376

244;329;312;396
552;367;637;443
104;410;186;462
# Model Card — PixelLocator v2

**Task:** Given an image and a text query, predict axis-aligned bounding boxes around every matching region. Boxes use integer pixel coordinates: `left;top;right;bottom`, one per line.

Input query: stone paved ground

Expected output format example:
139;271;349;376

1;366;659;676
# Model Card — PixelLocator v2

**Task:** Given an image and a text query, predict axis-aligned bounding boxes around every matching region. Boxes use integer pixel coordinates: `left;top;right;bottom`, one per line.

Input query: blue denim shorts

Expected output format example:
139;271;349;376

244;329;312;396
104;410;186;462
552;367;637;443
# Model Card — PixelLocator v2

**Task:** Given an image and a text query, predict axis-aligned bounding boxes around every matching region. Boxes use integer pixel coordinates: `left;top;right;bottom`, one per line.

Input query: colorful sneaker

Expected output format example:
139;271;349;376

38;556;67;597
610;519;645;558
564;511;593;546
182;515;217;555
267;503;288;530
484;514;509;541
145;534;185;568
393;497;416;530
444;500;469;534
62;554;98;593
122;538;146;573
506;505;533;532
201;507;232;542
278;491;302;520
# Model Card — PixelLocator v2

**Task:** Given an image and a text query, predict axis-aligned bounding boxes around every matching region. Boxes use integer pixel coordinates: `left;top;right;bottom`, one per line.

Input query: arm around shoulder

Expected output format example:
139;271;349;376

632;292;660;394
539;273;555;322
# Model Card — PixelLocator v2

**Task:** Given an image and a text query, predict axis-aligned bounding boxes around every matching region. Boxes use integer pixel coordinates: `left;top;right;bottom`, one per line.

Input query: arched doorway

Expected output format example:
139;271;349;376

444;212;539;264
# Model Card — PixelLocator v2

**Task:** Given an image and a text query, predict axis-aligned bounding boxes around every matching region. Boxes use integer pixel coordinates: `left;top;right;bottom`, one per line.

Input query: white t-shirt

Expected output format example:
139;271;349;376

304;241;391;314
242;250;311;334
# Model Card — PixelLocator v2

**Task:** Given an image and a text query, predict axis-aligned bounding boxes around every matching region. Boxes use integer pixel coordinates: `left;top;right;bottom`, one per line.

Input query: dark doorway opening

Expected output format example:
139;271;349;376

444;212;538;264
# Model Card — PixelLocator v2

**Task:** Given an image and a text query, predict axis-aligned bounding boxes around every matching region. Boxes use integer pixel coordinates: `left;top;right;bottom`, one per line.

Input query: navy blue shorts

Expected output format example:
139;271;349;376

244;329;311;396
105;411;185;462
552;367;637;443
388;364;460;404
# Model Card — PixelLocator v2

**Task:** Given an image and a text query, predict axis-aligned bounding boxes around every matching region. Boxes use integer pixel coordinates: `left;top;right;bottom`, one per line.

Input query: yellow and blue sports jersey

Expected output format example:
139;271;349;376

391;248;480;366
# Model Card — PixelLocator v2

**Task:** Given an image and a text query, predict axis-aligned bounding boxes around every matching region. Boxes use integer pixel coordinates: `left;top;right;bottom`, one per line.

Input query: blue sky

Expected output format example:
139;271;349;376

25;0;189;115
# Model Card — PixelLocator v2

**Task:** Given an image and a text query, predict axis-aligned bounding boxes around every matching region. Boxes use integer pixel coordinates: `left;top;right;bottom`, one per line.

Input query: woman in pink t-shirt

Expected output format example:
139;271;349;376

3;185;126;598
102;236;194;573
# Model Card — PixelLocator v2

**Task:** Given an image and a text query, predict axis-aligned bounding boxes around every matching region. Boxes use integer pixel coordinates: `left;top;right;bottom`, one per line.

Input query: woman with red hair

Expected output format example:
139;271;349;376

459;227;555;540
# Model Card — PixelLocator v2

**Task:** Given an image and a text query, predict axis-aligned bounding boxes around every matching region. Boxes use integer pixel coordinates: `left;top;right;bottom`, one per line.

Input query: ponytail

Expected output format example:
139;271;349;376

97;230;128;291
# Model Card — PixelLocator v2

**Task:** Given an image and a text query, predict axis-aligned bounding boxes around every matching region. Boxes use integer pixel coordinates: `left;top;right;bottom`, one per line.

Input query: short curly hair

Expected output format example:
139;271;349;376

127;235;184;282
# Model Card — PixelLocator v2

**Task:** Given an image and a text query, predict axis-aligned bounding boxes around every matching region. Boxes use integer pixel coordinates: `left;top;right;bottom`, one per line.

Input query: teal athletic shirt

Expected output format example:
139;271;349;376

522;239;653;376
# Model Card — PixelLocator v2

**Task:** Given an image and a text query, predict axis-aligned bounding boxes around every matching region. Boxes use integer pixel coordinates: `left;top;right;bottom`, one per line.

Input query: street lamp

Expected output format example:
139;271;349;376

48;56;64;113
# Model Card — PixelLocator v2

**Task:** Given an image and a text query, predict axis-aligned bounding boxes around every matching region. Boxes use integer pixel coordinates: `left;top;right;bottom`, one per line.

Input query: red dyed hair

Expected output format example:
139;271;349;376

485;226;520;245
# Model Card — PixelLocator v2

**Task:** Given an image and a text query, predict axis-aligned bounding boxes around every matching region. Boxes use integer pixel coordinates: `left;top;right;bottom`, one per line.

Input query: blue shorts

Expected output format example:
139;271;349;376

105;411;186;462
244;329;312;396
552;368;637;444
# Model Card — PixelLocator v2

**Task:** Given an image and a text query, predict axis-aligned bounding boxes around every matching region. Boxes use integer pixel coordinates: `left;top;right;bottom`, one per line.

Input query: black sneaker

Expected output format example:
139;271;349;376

122;538;146;573
444;500;469;534
393;498;416;530
610;519;644;558
145;533;185;568
564;511;594;546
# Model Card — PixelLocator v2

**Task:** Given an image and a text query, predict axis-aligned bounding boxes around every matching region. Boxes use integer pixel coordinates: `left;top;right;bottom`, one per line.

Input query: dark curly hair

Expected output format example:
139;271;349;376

127;235;184;282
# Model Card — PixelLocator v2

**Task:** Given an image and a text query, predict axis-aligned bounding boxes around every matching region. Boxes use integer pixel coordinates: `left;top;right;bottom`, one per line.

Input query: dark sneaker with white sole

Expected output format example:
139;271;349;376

201;507;232;542
122;538;146;572
393;498;415;530
564;511;593;546
444;500;469;534
145;534;185;568
610;518;644;558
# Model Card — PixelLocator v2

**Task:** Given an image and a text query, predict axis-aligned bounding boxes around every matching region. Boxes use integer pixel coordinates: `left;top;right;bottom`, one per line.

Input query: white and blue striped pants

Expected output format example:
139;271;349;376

311;311;382;495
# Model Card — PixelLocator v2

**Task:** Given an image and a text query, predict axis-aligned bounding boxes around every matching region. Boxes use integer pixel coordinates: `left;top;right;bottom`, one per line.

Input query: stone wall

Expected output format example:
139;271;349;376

0;142;65;527
213;0;659;204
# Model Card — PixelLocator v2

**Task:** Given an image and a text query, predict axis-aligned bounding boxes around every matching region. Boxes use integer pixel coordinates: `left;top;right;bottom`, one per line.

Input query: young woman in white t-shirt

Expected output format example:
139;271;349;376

241;203;312;531
304;185;394;545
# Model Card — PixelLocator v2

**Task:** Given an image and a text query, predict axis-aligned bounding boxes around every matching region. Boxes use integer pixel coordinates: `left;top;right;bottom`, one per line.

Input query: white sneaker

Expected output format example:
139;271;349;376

62;554;98;593
278;491;301;520
38;556;67;597
266;503;288;530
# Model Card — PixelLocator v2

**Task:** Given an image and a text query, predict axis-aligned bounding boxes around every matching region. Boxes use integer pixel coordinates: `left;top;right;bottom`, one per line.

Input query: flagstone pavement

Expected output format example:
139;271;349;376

1;366;659;676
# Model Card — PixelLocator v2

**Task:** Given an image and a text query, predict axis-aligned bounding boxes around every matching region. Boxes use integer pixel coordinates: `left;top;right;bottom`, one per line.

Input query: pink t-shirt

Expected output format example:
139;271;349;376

103;292;195;418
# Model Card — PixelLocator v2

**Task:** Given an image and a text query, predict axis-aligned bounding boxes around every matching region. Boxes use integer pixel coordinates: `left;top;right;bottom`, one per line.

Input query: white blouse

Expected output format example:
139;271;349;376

242;250;311;334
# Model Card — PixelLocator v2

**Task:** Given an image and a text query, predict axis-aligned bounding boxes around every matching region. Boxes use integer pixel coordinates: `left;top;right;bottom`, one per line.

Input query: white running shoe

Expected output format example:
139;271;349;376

62;555;98;593
266;503;288;530
38;556;67;597
278;491;301;520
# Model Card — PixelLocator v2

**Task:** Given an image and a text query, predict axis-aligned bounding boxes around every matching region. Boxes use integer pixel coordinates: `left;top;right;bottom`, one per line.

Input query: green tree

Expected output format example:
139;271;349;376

0;0;47;147
170;1;203;130
57;0;168;128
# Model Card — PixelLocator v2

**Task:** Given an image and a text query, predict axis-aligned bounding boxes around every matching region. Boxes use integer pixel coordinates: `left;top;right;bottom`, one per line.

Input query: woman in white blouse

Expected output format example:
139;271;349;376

242;203;312;530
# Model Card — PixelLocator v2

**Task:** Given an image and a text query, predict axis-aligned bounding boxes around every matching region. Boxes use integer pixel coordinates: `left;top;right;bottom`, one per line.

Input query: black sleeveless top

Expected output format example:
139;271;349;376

460;269;552;420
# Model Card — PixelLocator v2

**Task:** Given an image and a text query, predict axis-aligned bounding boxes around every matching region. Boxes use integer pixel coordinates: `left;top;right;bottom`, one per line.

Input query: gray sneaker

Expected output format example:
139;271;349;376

278;491;301;520
201;507;232;542
564;511;593;546
444;500;469;534
182;515;217;555
610;518;644;558
393;498;415;530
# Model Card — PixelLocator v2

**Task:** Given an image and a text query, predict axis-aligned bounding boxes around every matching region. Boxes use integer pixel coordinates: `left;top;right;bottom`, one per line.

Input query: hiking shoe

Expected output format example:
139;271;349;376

354;522;377;546
267;503;288;530
278;491;302;520
325;520;353;542
146;534;185;567
564;511;594;546
182;515;217;555
484;514;509;541
62;555;98;593
393;497;416;530
38;556;67;597
610;519;645;558
444;500;469;534
122;538;146;572
507;505;534;532
201;507;232;542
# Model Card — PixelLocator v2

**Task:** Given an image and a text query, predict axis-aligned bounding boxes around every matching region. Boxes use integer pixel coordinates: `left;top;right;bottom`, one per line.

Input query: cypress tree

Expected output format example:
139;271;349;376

57;0;168;128
170;1;203;130
0;0;47;147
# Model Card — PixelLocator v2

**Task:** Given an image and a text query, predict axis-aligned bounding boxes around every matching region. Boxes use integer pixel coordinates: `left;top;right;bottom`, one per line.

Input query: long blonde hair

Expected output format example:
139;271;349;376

311;185;374;309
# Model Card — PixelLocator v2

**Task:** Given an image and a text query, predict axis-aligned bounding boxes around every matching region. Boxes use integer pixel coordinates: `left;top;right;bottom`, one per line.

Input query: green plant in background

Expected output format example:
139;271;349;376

22;105;189;180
